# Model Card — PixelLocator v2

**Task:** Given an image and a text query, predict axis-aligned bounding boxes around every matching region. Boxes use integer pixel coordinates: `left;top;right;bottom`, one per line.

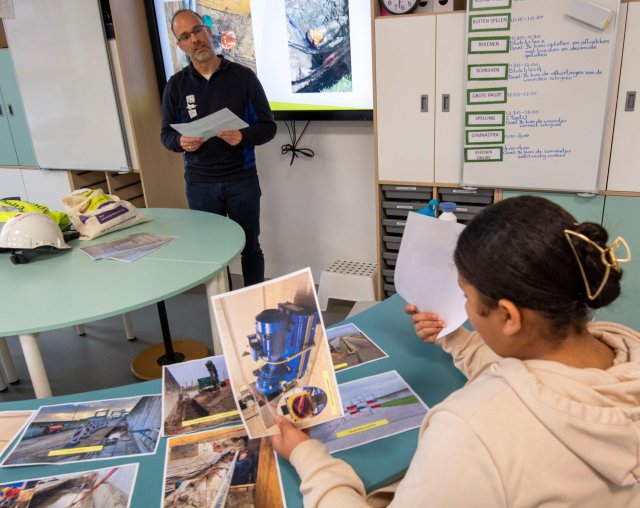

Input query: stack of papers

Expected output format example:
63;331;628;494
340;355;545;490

79;232;177;262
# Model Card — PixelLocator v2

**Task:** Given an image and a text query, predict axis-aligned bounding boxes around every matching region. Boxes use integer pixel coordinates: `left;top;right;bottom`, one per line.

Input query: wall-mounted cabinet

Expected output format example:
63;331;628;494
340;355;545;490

375;12;465;184
607;2;640;192
0;49;35;167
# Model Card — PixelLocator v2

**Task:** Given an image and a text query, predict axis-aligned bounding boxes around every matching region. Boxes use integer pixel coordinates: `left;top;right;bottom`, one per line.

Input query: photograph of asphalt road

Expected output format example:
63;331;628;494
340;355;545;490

309;371;428;453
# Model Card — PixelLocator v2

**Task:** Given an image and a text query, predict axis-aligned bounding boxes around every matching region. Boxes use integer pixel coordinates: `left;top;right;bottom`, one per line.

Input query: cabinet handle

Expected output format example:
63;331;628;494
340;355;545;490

442;94;450;113
420;95;428;112
625;91;636;112
0;104;3;117
7;104;14;116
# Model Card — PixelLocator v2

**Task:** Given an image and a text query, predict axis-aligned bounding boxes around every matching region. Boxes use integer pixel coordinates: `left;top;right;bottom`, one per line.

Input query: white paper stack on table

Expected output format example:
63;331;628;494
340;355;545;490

80;232;177;262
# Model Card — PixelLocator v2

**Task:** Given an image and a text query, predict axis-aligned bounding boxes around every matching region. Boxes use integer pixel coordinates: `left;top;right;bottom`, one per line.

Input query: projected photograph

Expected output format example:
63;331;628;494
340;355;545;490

158;0;256;73
0;464;138;508
309;370;429;454
163;425;284;508
284;0;352;93
162;355;241;437
327;323;388;371
211;268;343;438
2;395;162;466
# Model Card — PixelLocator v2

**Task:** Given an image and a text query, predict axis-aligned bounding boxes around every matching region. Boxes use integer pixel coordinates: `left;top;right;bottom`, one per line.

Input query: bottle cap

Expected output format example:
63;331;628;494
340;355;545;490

440;202;456;213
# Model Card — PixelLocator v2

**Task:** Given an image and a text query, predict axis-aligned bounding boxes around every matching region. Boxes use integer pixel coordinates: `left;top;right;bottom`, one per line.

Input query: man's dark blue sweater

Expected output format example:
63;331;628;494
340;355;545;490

161;56;276;183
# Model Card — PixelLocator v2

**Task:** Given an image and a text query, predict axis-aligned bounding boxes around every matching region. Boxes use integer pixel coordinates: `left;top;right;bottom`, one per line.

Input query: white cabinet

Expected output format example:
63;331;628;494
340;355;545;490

375;12;465;183
21;170;73;211
607;2;640;192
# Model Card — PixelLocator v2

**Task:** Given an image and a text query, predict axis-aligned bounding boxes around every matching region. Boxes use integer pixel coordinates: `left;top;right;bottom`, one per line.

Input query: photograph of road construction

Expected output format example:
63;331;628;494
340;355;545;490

163;425;283;508
161;0;256;73
211;268;342;438
2;396;161;466
327;323;388;371
285;0;353;93
309;370;429;453
163;356;241;437
0;464;137;508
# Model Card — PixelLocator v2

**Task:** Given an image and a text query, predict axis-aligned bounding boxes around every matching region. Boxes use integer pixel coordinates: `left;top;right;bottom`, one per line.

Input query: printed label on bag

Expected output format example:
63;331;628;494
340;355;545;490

95;205;129;224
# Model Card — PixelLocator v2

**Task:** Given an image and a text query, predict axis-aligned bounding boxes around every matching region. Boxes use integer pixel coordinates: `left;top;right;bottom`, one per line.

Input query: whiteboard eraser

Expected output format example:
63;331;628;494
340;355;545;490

566;0;614;30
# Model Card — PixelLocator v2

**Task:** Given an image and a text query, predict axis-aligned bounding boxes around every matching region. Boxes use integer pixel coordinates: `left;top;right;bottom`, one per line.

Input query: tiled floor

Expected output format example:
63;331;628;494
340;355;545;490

0;276;355;402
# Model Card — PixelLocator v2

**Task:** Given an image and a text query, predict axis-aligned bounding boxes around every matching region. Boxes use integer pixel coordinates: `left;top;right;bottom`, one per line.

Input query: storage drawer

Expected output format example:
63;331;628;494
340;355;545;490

383;235;402;251
382;200;428;217
381;184;433;201
384;283;396;296
382;218;407;235
382;268;395;283
452;203;485;221
439;187;494;205
382;251;398;266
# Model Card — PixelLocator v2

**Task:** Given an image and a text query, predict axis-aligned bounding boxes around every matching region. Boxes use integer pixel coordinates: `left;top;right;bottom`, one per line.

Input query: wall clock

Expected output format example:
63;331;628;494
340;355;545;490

380;0;420;15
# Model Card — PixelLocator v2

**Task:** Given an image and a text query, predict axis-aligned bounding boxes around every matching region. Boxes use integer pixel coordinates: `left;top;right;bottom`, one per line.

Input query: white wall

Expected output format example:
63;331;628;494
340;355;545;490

229;120;377;281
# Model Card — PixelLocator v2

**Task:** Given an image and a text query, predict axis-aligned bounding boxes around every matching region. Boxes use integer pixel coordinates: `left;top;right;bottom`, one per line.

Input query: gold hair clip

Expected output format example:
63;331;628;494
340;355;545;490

564;230;632;301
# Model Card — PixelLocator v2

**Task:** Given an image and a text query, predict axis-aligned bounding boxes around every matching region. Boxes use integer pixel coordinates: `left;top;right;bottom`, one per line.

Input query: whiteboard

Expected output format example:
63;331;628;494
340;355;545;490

462;0;620;192
3;0;129;172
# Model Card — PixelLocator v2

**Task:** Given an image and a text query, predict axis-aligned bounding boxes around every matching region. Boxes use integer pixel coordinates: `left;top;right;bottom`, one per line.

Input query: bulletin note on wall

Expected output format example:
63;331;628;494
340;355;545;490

462;0;620;192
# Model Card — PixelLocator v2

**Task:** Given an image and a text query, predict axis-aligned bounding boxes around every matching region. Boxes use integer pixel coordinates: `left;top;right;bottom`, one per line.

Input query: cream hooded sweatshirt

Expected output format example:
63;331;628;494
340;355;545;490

289;322;640;507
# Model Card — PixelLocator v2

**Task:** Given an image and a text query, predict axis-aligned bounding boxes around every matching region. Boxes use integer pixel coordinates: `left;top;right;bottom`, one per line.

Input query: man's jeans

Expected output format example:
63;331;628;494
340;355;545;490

186;174;264;286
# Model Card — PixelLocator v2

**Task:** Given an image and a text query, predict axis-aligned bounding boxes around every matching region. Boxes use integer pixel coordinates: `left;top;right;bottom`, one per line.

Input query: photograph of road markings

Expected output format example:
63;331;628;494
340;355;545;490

2;395;162;466
0;463;138;507
327;323;388;372
163;425;284;508
162;355;241;437
0;411;33;456
211;268;342;439
308;370;429;453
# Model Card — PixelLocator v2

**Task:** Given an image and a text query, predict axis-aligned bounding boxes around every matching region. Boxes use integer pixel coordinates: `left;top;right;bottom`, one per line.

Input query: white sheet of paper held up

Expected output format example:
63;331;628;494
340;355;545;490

395;212;468;338
170;107;249;140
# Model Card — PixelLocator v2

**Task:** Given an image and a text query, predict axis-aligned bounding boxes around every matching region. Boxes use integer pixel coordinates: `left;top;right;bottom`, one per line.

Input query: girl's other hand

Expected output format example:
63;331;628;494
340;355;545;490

405;304;446;344
270;416;310;461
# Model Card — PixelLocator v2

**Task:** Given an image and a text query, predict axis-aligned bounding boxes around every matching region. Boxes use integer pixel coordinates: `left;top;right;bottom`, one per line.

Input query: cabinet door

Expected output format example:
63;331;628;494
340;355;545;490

595;196;640;329
434;12;465;184
3;0;129;171
501;191;605;224
376;16;436;182
0;90;18;166
607;3;640;191
0;49;36;166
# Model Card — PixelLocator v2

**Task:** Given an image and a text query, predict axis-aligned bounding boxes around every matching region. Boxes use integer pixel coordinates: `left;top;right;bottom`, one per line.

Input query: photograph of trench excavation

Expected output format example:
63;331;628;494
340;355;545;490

163;356;240;437
163;425;283;508
0;463;137;508
3;395;161;466
285;0;353;93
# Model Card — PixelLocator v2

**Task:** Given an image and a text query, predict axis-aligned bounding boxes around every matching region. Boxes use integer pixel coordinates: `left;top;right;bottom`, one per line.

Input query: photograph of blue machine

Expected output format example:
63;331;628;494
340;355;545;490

248;302;318;399
211;268;342;439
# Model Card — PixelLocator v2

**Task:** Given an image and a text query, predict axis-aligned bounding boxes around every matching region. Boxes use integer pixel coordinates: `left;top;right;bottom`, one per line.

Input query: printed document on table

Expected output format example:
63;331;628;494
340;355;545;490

170;108;249;141
395;212;467;338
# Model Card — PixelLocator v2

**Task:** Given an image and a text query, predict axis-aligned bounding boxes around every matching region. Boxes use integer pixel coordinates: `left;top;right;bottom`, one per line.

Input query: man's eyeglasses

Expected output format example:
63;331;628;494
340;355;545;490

177;25;207;42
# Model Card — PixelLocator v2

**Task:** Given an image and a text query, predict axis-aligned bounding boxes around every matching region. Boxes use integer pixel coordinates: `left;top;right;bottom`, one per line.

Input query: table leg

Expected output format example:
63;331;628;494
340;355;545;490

122;312;136;341
0;337;19;384
205;270;229;356
18;333;52;399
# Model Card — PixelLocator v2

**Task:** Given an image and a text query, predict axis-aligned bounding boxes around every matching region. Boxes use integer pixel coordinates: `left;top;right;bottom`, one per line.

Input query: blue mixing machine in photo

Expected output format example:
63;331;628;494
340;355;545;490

248;302;318;400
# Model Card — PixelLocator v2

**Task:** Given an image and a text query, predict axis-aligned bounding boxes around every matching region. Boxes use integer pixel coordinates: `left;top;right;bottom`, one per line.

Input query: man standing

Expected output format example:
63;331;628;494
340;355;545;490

161;9;276;286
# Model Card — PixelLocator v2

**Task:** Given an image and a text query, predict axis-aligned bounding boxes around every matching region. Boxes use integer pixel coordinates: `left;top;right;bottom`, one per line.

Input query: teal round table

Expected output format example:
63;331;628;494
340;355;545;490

0;208;245;398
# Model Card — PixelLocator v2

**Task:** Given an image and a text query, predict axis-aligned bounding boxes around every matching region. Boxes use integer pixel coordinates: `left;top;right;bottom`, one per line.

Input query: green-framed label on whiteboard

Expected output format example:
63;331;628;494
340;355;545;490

469;13;511;32
469;0;512;12
467;63;509;80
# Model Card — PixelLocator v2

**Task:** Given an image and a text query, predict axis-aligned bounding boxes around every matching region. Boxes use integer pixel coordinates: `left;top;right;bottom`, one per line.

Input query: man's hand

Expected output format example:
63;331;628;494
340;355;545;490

405;304;445;344
270;416;310;461
180;136;204;152
217;130;243;146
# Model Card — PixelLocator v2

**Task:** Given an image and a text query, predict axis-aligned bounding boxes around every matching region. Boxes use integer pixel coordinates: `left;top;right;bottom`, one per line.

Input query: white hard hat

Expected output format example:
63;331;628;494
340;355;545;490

0;213;70;250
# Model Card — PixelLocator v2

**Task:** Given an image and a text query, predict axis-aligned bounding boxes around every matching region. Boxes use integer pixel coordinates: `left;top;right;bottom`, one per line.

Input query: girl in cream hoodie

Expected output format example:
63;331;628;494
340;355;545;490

271;196;640;507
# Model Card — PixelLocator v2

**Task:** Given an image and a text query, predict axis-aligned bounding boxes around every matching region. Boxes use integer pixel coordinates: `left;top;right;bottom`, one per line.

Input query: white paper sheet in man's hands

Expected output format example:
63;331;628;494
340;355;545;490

170;108;249;141
394;212;468;338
